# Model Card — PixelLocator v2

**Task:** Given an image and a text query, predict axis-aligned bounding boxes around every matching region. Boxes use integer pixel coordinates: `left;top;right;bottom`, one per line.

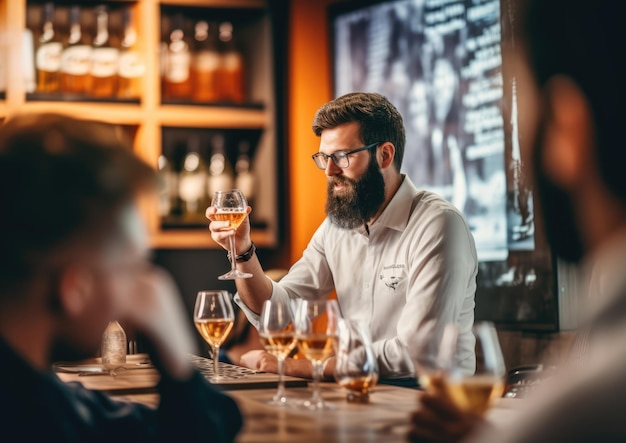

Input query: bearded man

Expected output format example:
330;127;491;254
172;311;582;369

207;92;477;379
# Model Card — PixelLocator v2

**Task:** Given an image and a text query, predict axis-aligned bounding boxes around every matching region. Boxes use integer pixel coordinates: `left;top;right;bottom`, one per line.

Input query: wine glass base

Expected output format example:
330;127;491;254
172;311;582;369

218;270;253;280
294;399;336;411
266;396;297;407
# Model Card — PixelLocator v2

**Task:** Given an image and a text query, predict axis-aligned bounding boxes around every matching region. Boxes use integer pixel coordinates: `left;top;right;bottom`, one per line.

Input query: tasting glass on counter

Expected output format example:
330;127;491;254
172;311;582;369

409;321;506;416
294;298;342;410
193;290;235;381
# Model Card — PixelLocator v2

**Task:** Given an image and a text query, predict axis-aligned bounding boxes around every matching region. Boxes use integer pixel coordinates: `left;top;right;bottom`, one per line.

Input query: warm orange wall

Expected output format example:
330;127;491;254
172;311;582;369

287;0;342;260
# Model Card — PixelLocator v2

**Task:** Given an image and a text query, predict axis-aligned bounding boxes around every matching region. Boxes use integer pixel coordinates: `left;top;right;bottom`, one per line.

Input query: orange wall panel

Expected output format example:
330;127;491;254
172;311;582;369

287;0;343;261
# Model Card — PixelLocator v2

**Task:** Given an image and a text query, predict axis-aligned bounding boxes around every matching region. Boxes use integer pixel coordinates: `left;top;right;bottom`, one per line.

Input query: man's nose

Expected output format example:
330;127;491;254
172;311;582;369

325;158;342;176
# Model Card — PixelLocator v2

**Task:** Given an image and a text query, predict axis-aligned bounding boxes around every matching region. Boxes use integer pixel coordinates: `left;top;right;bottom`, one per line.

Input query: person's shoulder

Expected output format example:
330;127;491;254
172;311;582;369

411;189;465;219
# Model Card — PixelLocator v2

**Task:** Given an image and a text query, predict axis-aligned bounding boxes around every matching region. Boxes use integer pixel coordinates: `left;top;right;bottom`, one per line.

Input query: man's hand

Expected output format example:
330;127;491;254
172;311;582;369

206;205;253;253
239;350;316;379
407;375;483;443
121;266;196;381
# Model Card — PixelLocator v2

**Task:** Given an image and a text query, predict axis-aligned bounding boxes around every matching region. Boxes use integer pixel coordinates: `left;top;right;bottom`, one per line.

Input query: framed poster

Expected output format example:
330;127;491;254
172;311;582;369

329;0;558;331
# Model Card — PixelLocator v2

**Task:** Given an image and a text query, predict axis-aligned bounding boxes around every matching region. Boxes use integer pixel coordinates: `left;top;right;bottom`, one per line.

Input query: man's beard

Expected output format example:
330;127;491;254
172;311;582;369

325;156;386;229
534;120;585;263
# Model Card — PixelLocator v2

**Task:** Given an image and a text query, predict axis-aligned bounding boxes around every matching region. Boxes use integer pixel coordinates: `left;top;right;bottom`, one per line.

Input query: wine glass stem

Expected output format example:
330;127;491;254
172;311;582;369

311;360;324;406
275;355;286;402
213;344;220;379
228;234;237;273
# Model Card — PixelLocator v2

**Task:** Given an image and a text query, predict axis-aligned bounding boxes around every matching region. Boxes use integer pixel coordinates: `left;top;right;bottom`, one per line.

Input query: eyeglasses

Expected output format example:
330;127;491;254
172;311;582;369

311;141;382;170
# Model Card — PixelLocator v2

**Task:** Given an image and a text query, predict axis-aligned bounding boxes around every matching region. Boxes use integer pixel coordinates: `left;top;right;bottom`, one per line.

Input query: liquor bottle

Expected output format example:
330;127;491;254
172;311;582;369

191;20;220;102
117;6;144;100
35;2;62;93
157;154;178;218
178;136;208;221
60;6;91;95
207;133;234;198
101;320;127;371
217;21;245;103
235;140;255;207
163;13;192;101
90;5;119;98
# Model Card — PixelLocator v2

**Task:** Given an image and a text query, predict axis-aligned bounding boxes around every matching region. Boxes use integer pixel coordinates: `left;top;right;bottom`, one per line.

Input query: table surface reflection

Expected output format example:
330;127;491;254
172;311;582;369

113;381;520;443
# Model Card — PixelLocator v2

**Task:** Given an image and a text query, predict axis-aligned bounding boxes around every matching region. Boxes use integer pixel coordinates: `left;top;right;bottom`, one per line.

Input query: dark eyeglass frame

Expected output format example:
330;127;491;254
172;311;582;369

311;141;382;170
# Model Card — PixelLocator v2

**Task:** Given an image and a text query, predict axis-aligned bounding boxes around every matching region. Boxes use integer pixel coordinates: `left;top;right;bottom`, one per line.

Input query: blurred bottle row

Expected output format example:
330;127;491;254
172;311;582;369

161;12;246;104
25;2;143;100
158;129;259;226
21;2;247;104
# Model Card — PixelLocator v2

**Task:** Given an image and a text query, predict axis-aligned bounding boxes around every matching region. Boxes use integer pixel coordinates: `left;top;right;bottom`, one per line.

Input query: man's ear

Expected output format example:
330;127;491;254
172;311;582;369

540;75;595;191
378;142;396;169
56;265;94;319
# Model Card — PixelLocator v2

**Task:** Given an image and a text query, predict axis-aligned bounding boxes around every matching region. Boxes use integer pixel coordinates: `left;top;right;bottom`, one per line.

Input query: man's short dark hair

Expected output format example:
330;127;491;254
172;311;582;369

523;0;626;202
312;92;406;172
0;113;155;296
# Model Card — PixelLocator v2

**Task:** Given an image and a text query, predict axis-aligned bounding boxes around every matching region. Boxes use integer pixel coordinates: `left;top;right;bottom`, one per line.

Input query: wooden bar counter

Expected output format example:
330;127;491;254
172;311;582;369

56;357;520;442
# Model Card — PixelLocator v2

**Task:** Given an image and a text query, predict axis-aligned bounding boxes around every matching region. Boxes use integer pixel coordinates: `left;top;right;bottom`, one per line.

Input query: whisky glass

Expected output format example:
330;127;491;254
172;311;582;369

193;290;235;381
258;299;297;406
294;298;342;410
212;189;252;280
334;319;379;403
408;321;506;416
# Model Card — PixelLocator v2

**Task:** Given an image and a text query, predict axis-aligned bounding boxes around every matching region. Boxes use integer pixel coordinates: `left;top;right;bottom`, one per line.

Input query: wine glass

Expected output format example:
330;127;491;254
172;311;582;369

294;298;342;410
258;299;297;406
193;290;235;382
334;319;379;403
408;320;459;390
212;189;252;280
445;321;506;416
408;321;506;417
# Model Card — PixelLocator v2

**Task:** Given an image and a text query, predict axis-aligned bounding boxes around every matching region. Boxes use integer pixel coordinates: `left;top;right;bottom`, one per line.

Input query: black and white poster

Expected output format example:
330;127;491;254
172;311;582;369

332;0;535;262
331;0;556;330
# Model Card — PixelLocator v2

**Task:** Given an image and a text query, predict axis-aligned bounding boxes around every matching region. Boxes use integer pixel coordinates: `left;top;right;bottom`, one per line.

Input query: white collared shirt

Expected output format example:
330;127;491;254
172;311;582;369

236;176;478;377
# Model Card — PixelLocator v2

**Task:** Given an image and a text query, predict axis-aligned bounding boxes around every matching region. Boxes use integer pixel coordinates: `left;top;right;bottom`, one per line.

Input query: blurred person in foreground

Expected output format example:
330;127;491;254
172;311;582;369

207;92;478;380
408;0;626;441
0;113;242;442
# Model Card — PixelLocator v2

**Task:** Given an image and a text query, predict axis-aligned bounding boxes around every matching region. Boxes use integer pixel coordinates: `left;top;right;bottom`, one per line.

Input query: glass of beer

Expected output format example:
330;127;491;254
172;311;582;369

258;299;297;406
212;189;252;280
193;290;235;381
294;298;342;410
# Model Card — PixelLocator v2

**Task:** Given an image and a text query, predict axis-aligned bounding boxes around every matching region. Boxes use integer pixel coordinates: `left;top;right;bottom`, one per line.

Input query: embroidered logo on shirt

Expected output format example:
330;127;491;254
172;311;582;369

379;264;406;290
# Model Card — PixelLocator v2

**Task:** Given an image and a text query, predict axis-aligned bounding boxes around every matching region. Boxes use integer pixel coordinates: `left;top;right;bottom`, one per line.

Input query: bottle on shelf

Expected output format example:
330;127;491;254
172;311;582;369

117;6;144;100
60;5;91;95
235;139;256;207
90;5;119;98
191;20;220;103
157;154;178;218
35;2;62;93
207;132;234;198
101;320;127;371
163;13;192;101
178;135;208;221
217;21;245;103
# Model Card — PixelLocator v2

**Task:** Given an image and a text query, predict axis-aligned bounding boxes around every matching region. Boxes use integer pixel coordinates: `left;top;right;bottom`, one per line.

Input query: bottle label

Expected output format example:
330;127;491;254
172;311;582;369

236;172;255;200
166;50;191;83
36;42;62;72
61;45;91;75
222;52;242;71
179;174;205;204
118;51;145;79
208;174;234;197
195;51;220;71
91;47;119;78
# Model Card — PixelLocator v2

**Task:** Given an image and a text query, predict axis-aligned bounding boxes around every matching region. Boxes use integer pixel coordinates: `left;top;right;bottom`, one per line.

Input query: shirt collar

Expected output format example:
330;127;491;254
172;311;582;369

369;174;417;232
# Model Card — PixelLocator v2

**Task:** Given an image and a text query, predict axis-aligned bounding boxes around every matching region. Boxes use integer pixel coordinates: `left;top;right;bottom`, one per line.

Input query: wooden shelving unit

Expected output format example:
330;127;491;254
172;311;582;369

0;0;280;249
